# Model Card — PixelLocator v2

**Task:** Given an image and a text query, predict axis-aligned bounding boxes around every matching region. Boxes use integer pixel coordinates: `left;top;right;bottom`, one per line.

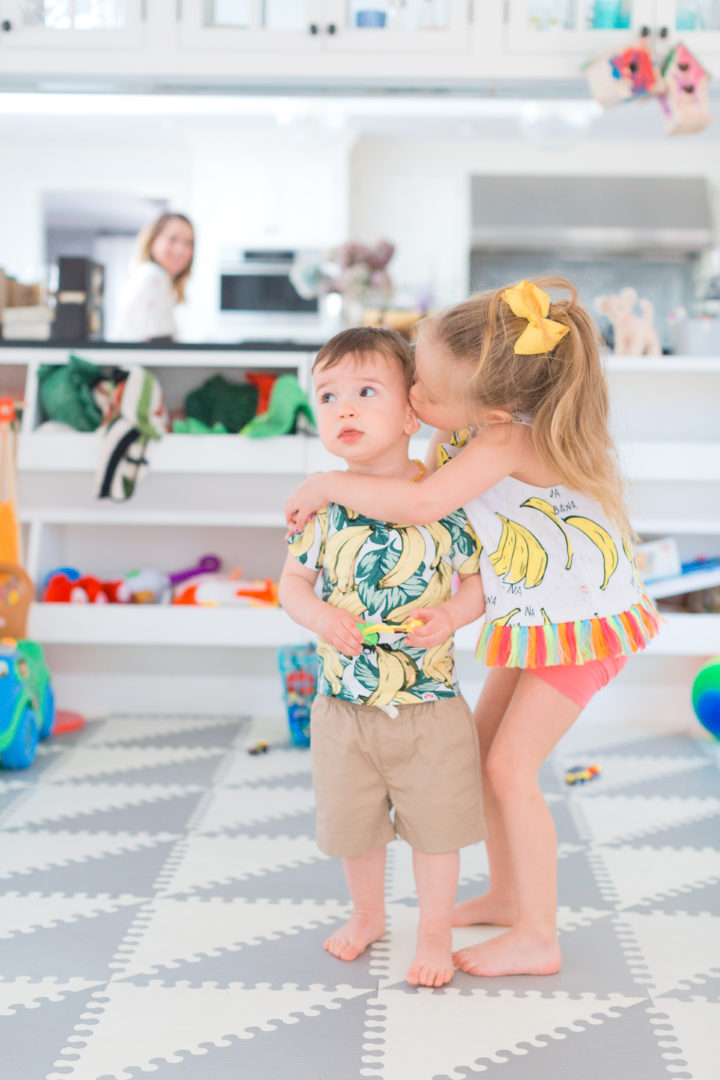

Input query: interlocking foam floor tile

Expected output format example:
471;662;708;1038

0;713;716;1080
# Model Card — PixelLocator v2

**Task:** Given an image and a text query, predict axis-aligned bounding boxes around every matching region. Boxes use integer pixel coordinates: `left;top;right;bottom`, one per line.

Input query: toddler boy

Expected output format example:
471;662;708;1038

279;327;485;988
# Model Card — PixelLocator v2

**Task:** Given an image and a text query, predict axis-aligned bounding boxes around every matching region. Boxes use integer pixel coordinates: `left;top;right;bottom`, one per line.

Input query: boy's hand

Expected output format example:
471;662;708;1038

403;608;453;649
317;607;365;657
286;473;332;533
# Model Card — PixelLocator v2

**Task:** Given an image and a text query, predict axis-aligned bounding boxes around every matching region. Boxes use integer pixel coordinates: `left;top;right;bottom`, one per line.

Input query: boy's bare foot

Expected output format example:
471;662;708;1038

323;912;386;962
452;893;516;928
407;928;455;988
453;928;561;977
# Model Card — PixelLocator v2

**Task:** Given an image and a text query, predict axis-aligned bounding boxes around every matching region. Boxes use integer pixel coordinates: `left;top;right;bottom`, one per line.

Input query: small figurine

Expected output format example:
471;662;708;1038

594;288;661;356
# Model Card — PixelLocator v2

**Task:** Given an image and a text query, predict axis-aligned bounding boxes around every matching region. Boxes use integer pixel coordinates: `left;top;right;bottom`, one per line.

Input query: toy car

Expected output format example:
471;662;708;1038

0;640;55;769
565;763;602;786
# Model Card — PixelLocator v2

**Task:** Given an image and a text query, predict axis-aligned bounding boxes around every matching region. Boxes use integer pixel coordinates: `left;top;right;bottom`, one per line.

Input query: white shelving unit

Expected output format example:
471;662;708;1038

3;344;720;714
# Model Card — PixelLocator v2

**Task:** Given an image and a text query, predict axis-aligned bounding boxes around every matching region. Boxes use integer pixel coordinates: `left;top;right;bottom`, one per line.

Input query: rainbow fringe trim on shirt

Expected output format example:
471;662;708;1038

477;594;661;669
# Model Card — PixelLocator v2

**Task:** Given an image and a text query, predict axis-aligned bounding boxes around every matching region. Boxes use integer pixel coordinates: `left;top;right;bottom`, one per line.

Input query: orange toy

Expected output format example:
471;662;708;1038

0;398;20;565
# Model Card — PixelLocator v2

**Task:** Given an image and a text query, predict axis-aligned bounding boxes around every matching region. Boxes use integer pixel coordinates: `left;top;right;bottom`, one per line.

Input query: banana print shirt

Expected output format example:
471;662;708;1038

288;502;481;706
439;430;660;668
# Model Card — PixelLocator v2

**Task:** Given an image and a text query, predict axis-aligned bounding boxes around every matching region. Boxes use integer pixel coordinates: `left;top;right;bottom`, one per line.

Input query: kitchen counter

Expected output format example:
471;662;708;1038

0;339;323;352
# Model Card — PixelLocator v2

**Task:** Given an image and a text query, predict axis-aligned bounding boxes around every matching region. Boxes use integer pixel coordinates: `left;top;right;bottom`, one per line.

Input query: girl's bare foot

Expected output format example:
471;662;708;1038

323;911;386;962
452;892;516;928
453;927;561;977
407;928;454;988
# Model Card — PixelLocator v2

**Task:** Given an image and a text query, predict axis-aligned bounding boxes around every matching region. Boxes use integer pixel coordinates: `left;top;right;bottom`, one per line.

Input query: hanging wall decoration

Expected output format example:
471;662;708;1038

660;43;712;135
584;38;661;107
584;33;712;136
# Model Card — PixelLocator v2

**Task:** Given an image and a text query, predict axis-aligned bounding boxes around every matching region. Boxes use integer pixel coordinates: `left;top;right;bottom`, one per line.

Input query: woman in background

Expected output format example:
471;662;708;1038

115;212;194;342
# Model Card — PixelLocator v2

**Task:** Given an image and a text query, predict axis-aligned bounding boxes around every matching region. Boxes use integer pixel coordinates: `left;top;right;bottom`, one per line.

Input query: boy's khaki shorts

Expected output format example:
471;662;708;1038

310;693;486;857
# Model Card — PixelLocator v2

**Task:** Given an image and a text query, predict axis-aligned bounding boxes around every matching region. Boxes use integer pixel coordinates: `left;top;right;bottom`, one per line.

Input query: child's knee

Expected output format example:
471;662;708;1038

485;747;524;800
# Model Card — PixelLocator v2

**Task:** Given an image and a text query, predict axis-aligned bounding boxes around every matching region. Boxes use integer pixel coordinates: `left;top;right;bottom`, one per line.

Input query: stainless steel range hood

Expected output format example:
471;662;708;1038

471;177;714;255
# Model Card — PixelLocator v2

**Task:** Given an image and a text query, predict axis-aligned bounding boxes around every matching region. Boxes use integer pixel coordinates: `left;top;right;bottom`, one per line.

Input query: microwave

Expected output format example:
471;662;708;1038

218;249;331;341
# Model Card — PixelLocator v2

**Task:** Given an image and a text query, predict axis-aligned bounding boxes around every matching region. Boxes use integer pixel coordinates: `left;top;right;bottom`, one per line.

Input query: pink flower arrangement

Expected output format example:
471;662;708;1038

291;240;395;304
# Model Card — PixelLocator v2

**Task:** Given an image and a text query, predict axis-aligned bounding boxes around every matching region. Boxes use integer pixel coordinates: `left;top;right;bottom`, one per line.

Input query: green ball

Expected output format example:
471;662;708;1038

692;657;720;739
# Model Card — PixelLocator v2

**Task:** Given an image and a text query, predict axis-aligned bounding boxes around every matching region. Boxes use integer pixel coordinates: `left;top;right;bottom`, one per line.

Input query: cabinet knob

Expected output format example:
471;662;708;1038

639;25;650;36
1;19;12;31
308;22;318;34
326;23;337;34
659;25;669;38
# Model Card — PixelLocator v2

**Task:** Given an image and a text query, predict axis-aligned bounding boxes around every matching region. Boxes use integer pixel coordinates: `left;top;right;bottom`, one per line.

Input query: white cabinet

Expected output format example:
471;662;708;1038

505;0;656;54
178;0;470;54
0;0;145;49
505;0;720;72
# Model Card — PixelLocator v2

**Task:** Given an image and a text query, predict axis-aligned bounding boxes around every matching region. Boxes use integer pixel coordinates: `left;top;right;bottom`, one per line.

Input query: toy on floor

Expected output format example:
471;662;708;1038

692;657;720;739
594;288;661;356
565;763;602;785
0;638;55;768
278;643;317;748
53;709;85;735
248;741;270;755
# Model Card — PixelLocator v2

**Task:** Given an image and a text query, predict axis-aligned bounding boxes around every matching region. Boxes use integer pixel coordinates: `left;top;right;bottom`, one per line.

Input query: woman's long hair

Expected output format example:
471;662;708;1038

135;212;194;303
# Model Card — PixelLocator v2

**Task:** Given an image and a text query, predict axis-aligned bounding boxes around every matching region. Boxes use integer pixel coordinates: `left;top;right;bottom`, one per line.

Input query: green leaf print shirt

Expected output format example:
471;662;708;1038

288;503;481;708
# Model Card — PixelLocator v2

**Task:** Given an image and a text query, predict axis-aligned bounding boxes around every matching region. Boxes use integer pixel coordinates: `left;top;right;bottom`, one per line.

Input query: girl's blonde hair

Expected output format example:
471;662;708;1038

426;275;630;532
135;213;194;303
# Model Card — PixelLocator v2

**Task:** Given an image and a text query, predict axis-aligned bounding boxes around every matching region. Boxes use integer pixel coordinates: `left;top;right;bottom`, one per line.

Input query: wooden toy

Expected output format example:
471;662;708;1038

660;43;712;135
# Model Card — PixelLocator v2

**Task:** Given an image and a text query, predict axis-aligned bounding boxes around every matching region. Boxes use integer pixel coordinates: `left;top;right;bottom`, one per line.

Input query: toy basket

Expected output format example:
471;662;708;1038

277;644;318;748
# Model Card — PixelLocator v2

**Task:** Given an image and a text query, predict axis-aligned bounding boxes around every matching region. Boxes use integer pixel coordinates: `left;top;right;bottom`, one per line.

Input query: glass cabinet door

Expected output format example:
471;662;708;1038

506;0;656;52
326;0;470;52
178;0;324;50
657;0;720;34
0;0;144;47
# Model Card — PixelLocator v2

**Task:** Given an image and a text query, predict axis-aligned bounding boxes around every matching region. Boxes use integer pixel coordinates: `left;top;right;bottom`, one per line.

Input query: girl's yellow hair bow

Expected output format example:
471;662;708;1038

502;281;570;355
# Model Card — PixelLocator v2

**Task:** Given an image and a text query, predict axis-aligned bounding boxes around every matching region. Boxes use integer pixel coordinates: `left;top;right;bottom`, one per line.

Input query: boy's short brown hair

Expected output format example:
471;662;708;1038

313;327;414;393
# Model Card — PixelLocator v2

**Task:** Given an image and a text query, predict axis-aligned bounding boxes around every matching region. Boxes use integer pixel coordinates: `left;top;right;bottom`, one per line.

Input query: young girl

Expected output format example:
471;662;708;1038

286;276;660;978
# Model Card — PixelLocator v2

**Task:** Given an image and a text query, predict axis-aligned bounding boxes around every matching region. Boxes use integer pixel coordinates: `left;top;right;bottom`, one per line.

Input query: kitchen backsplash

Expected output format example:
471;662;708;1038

469;252;695;353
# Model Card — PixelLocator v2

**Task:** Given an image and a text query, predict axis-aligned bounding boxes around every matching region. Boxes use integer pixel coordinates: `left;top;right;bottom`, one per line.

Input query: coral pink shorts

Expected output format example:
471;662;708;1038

528;655;628;709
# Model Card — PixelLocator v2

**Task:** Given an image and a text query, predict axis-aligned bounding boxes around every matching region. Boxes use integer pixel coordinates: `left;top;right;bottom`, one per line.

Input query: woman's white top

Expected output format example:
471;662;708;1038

115;262;177;342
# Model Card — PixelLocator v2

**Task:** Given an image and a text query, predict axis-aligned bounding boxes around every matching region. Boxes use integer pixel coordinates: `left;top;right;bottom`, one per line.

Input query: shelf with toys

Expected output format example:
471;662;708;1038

3;341;720;714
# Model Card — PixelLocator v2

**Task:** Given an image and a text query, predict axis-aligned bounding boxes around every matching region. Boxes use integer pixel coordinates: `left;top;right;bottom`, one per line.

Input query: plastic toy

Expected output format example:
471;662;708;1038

119;554;221;604
0;638;55;768
43;555;222;605
594;288;661;356
43;572;116;604
356;618;423;645
0;398;21;564
53;709;85;735
691;657;720;740
173;576;278;607
278;644;317;748
565;763;602;785
0;562;33;637
248;741;270;755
